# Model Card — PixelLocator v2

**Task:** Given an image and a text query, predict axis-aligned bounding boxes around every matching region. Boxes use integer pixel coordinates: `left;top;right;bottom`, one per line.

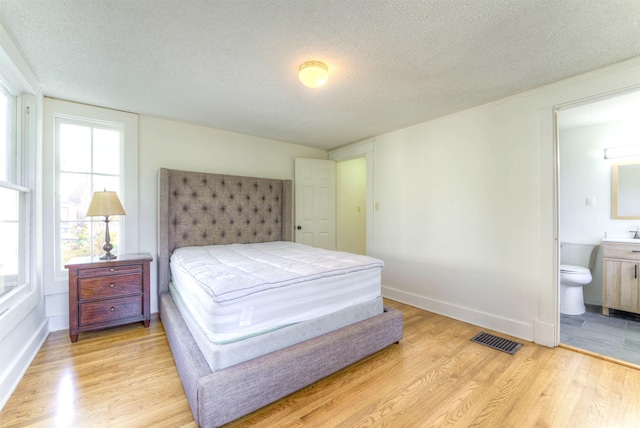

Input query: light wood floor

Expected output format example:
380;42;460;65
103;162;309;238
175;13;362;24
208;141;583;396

3;300;640;427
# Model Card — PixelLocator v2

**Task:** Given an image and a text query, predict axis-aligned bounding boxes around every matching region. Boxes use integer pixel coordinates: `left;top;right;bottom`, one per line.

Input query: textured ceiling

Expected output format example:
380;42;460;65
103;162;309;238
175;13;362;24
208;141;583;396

0;1;639;150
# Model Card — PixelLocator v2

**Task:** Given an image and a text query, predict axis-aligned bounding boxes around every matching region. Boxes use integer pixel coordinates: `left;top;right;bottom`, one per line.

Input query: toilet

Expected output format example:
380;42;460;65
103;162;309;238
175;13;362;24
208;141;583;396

560;264;592;315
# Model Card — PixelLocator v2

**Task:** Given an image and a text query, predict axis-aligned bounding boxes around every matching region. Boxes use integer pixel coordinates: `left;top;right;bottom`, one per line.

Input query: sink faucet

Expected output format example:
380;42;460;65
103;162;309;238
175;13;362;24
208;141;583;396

631;230;640;239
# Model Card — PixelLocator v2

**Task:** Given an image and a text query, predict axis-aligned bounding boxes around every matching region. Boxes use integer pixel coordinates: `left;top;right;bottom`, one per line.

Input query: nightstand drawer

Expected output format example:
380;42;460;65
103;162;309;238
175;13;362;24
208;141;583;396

78;273;142;300
77;264;143;278
79;296;143;326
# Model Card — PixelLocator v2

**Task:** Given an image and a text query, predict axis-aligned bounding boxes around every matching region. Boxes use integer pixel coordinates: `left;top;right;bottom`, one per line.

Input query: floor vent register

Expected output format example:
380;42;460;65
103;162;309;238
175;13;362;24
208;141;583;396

470;332;522;355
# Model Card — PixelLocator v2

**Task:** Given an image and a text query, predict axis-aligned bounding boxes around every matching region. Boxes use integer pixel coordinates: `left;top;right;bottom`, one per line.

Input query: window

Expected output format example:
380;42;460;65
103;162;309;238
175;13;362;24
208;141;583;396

56;118;124;271
0;82;30;301
44;99;138;297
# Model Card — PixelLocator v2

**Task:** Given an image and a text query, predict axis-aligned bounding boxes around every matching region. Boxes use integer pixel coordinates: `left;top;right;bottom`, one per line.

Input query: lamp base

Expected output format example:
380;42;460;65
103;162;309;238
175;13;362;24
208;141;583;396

99;253;118;260
100;234;116;260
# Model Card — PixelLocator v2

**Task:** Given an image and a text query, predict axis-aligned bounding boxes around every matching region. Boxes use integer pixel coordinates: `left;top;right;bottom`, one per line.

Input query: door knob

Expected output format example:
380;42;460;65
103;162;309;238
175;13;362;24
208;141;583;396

297;226;302;230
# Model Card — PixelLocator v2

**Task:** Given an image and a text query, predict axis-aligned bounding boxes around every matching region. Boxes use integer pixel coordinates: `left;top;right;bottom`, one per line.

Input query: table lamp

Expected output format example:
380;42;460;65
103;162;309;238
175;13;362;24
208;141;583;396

86;190;126;260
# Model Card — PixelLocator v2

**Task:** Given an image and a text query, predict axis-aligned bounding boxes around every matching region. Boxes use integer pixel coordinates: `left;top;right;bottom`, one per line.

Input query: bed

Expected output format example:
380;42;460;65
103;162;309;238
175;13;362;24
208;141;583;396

157;168;404;427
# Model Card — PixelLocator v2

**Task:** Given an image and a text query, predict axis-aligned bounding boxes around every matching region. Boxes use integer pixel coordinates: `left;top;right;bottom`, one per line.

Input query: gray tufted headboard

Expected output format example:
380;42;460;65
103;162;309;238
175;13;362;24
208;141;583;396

157;168;293;294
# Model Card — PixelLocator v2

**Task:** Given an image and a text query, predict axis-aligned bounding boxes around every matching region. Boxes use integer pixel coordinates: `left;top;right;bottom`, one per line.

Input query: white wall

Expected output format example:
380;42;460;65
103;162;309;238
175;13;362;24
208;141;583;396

559;119;640;305
374;93;541;340
370;57;640;345
137;116;327;312
337;157;367;255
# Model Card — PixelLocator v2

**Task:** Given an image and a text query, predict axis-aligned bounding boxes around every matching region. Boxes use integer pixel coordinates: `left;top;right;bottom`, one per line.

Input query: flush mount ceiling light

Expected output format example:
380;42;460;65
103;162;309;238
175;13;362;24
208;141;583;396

298;61;328;88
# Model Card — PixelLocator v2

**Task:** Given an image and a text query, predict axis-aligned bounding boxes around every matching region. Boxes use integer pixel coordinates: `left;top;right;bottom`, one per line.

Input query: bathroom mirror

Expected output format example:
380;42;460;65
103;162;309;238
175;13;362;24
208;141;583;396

612;161;640;219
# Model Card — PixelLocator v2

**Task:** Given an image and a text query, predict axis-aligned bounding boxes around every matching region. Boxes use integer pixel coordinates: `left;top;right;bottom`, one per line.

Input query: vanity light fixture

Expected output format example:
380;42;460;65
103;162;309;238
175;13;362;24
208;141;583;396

604;145;640;159
298;61;328;88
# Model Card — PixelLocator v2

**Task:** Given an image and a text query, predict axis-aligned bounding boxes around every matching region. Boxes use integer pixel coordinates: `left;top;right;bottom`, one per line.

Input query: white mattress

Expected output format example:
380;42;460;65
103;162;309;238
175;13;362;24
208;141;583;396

169;241;384;344
170;281;383;371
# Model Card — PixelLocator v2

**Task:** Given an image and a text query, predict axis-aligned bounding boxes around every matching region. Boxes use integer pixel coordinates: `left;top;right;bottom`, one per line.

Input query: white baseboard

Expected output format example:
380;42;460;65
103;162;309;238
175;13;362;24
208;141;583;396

382;286;535;343
534;319;556;347
47;314;69;332
0;318;49;411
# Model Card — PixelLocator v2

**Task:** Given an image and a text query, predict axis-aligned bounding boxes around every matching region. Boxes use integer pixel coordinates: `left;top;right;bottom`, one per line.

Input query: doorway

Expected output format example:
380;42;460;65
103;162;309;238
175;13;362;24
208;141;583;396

337;158;367;255
557;89;640;364
329;141;375;256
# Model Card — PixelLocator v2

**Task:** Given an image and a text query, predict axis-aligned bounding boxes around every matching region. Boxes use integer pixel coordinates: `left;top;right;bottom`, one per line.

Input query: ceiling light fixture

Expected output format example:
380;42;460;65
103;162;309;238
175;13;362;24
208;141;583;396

298;61;328;88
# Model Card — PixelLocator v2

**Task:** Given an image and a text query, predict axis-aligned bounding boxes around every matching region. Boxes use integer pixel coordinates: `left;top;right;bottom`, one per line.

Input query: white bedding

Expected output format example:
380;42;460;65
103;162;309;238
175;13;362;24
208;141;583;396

169;241;384;344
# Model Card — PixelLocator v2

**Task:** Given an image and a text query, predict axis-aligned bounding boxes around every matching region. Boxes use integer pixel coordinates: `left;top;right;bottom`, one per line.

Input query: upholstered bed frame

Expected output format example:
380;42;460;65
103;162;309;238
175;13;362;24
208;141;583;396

157;168;403;427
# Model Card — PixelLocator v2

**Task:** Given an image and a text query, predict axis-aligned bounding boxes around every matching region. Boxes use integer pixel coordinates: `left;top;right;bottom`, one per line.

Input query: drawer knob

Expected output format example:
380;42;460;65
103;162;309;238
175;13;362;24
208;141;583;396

109;283;115;288
110;307;115;312
110;268;114;272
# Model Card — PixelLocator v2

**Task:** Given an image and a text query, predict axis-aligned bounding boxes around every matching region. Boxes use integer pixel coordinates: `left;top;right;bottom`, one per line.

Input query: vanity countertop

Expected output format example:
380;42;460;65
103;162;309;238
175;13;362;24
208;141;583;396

602;238;640;244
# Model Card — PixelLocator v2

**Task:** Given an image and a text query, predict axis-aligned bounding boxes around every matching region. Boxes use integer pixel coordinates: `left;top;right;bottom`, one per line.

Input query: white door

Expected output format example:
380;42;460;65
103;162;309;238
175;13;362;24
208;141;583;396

295;158;336;250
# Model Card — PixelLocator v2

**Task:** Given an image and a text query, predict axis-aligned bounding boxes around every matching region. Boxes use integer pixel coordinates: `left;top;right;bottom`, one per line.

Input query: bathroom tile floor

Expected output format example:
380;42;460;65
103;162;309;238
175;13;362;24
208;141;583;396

560;304;640;365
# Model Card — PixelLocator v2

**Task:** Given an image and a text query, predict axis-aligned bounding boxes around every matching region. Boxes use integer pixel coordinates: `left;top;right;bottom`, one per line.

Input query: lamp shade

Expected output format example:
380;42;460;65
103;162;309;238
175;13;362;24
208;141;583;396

86;190;126;217
299;61;328;88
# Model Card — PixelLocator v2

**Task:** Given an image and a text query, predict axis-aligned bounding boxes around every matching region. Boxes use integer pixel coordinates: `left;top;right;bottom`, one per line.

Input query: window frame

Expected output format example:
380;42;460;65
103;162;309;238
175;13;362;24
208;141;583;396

0;91;37;323
53;115;126;279
42;99;138;314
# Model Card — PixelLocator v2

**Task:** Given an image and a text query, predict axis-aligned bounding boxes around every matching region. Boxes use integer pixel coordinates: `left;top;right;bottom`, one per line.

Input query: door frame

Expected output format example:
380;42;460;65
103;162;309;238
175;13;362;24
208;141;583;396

329;141;375;256
553;86;640;346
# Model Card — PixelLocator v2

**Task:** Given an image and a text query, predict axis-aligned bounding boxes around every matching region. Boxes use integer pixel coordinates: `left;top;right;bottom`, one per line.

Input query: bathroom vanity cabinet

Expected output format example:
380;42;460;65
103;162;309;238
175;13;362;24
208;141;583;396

602;241;640;316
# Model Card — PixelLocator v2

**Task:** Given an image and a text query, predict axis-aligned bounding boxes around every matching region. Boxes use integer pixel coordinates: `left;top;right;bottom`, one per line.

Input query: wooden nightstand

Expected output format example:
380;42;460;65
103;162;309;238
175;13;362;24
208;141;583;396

65;253;153;343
